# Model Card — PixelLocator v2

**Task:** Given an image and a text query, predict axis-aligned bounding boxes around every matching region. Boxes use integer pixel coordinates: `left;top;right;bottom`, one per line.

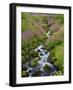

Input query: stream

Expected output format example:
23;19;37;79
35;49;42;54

22;31;57;77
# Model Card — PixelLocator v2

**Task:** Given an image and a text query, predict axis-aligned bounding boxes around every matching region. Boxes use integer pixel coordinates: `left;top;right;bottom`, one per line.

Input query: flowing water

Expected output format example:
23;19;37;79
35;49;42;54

22;31;57;77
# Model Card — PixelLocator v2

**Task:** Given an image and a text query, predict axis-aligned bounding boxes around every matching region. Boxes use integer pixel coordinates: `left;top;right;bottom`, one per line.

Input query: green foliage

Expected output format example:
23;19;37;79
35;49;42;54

21;13;35;32
21;31;47;64
42;16;49;32
22;37;40;64
22;70;29;77
31;15;43;22
21;13;45;32
43;64;51;72
45;30;64;50
53;70;64;76
22;56;26;64
31;57;39;67
21;13;64;77
21;13;30;32
45;40;63;50
50;43;64;74
54;14;64;24
29;50;39;58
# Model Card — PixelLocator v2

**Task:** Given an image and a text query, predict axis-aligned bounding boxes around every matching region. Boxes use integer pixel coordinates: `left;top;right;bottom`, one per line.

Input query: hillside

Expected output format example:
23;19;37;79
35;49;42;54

21;12;64;77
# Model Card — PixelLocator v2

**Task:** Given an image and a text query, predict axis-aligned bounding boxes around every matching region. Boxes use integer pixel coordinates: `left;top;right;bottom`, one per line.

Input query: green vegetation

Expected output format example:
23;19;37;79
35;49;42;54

53;14;64;24
50;43;64;75
43;64;52;72
21;13;30;32
45;29;64;50
22;36;46;64
21;12;64;77
22;70;29;77
31;57;39;67
22;13;44;32
44;30;64;75
42;16;49;32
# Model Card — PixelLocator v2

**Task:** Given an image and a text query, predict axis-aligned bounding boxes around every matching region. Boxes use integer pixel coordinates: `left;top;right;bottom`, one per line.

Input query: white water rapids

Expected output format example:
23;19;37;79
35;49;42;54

25;31;56;77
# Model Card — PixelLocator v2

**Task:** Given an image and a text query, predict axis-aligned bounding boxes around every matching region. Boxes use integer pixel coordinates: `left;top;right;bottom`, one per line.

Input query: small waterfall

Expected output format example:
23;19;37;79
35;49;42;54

35;45;54;71
26;45;56;77
47;31;51;38
26;31;56;77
